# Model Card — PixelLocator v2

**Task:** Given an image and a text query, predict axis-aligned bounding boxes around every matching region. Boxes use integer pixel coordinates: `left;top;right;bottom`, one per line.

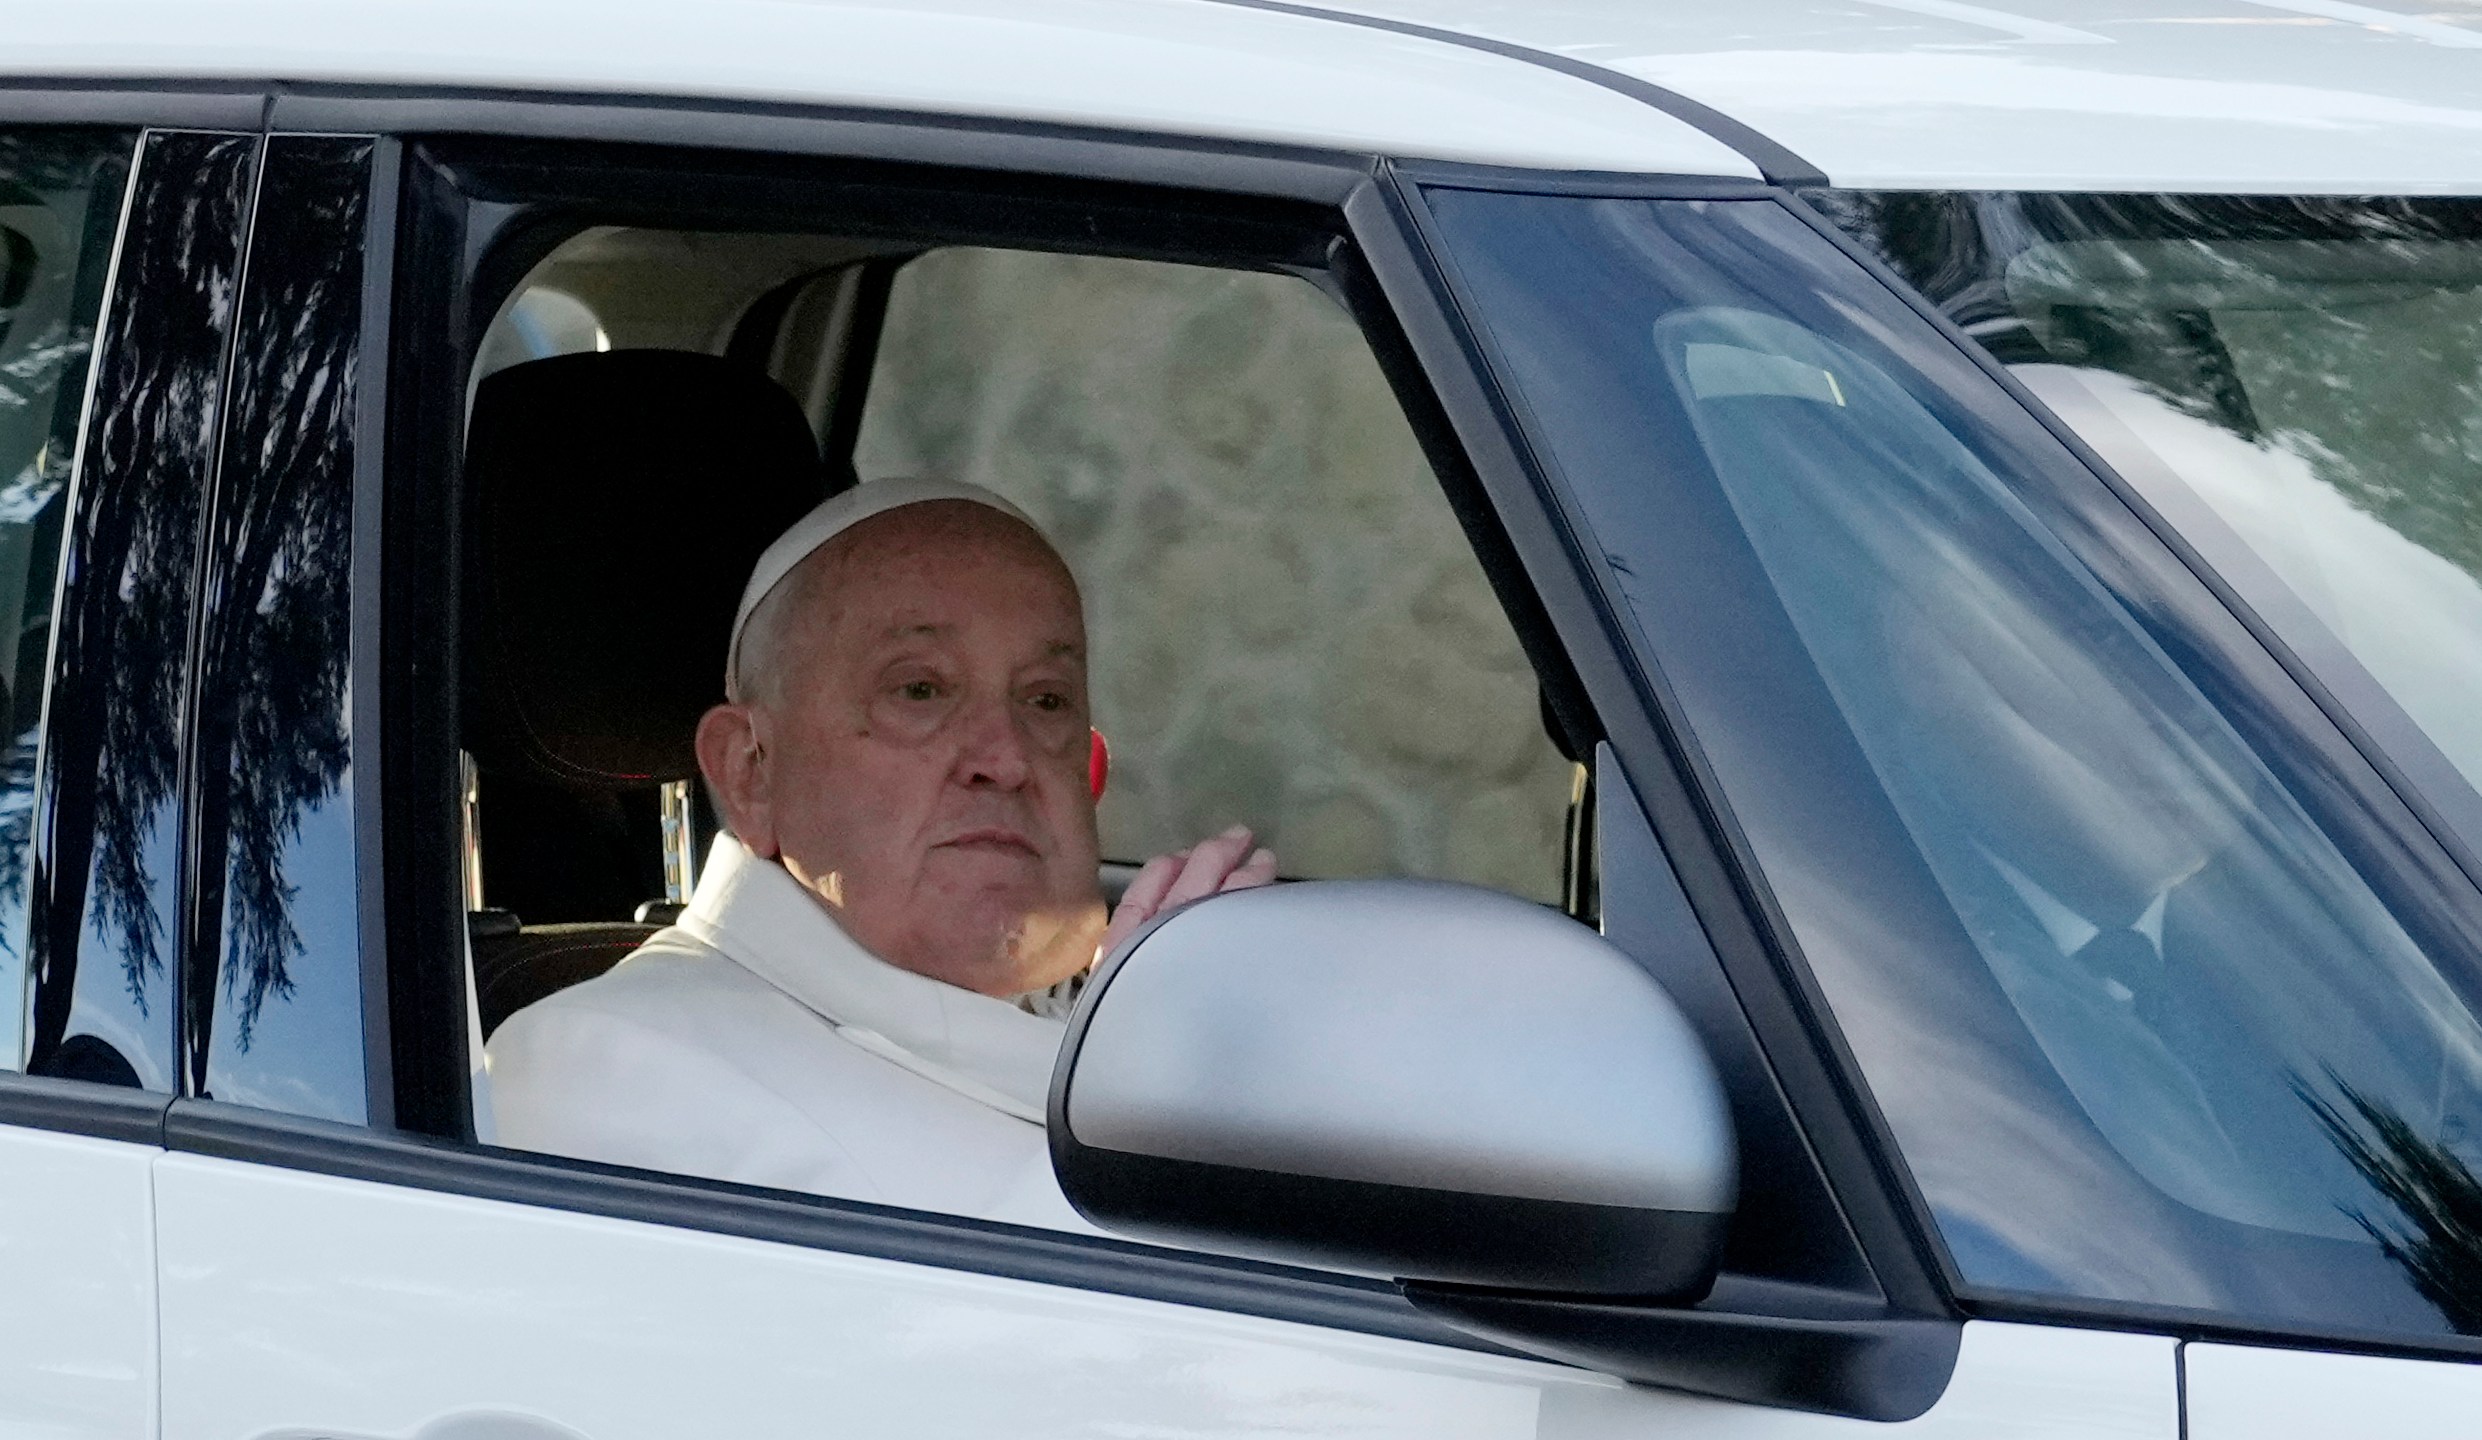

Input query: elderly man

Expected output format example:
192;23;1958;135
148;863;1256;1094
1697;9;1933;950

487;476;1275;1229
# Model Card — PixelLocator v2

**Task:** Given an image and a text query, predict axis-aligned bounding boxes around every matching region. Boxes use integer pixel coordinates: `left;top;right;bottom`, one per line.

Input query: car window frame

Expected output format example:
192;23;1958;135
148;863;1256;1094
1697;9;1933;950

0;84;1937;1371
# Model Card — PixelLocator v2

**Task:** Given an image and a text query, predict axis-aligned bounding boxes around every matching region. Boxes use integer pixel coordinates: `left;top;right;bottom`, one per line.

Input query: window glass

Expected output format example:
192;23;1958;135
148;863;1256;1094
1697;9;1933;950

472;286;608;381
27;130;254;1091
188;136;373;1122
0;130;133;1073
1426;187;2482;1342
857;248;1572;902
1815;192;2482;812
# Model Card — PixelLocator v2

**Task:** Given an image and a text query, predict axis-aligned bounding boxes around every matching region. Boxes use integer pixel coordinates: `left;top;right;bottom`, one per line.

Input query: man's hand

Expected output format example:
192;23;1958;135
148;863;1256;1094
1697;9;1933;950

1100;824;1277;959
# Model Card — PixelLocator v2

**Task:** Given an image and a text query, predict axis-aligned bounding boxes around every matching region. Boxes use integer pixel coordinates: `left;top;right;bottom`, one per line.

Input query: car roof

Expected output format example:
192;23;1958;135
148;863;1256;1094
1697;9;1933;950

5;0;2480;193
0;0;1757;179
1316;0;2482;193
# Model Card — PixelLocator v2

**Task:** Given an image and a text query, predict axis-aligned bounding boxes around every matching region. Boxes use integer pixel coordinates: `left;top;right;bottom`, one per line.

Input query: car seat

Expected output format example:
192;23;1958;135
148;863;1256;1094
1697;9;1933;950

462;349;836;1035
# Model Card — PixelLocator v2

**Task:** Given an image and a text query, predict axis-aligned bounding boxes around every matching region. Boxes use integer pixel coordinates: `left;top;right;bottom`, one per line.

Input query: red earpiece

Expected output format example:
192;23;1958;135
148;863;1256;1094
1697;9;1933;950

1089;728;1110;800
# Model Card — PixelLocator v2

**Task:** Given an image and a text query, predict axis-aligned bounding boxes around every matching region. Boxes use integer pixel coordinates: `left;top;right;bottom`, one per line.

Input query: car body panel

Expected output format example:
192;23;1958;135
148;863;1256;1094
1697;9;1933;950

0;0;1757;179
153;1151;2175;1438
1295;0;2482;191
2186;1341;2482;1435
0;1126;155;1440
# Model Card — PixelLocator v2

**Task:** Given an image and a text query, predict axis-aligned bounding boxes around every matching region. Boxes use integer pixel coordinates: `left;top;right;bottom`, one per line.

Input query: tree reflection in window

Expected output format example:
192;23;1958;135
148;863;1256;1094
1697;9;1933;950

24;131;253;1089
2308;1076;2482;1335
183;137;370;1121
0;129;131;1053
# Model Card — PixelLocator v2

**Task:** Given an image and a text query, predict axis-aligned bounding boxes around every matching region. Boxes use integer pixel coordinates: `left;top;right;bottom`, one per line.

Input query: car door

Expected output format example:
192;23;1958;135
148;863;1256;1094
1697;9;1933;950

141;97;2187;1440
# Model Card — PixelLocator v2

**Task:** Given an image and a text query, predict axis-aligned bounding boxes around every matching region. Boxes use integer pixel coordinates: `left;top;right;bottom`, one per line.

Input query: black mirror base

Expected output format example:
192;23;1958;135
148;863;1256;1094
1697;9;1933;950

1058;1141;1728;1298
1403;1274;1962;1423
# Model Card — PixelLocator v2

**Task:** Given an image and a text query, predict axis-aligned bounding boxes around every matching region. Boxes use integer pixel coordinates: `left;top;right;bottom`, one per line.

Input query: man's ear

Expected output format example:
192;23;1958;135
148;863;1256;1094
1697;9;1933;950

695;703;777;858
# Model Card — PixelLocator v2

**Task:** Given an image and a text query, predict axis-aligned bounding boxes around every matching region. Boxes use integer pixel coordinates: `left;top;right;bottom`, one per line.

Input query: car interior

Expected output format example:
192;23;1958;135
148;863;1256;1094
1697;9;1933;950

456;218;1597;1039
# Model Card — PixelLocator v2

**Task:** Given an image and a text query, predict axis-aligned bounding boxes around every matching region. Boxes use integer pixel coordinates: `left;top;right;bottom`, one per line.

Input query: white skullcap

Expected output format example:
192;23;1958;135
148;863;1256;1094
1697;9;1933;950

725;476;1041;695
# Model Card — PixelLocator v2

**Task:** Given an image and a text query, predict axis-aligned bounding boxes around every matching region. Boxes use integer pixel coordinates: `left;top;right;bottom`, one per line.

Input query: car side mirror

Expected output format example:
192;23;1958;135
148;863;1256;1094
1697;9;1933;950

1049;878;1736;1300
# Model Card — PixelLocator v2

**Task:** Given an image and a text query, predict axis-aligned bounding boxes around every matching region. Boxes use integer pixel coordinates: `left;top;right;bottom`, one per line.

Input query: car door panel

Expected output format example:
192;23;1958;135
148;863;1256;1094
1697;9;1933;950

2185;1341;2482;1437
0;1123;156;1438
155;1144;2178;1440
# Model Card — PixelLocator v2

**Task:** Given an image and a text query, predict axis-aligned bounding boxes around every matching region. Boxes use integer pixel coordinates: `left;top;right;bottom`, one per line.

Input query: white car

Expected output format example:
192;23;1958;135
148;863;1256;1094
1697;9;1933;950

1;2;2479;1436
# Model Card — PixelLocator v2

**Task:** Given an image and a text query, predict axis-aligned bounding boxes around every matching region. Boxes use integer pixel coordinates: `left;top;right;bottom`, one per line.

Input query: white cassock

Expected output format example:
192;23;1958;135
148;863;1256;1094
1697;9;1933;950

485;833;1095;1232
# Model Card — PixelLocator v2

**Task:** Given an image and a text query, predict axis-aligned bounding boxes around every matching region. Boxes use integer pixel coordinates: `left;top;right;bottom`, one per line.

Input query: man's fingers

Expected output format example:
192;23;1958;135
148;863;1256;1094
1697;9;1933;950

1160;825;1255;910
1113;851;1186;925
1101;852;1186;957
1099;829;1270;962
1219;847;1277;893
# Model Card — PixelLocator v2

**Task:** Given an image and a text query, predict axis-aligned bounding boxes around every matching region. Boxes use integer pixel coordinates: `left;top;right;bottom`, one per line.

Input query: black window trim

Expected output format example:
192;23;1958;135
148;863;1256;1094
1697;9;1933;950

0;81;269;132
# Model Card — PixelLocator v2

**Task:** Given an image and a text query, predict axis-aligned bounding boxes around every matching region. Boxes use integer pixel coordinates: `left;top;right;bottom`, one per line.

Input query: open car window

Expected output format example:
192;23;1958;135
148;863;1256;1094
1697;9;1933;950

856;247;1574;902
454;185;1588;1239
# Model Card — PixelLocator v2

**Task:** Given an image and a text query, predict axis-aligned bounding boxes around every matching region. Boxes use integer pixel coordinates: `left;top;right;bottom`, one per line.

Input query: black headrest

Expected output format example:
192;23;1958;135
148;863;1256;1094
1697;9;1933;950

464;350;827;788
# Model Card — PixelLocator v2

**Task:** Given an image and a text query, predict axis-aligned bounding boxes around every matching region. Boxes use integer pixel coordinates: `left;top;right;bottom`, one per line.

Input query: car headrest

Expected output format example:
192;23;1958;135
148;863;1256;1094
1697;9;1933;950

463;350;830;789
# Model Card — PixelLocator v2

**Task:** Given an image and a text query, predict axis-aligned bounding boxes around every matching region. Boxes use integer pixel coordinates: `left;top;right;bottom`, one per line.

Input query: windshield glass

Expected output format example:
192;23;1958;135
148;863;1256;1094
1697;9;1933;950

1816;193;2482;836
1424;186;2482;1343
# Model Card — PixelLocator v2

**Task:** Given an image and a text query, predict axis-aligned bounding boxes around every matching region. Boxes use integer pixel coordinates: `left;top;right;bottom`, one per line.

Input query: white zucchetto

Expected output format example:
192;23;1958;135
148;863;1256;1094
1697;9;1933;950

724;475;1038;692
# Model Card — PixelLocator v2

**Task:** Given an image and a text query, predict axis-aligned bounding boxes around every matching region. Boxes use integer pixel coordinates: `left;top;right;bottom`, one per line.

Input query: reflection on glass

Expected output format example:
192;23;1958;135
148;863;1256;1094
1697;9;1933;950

2307;1078;2482;1335
24;131;255;1089
1818;192;2482;808
1661;304;2480;1241
186;137;370;1122
0;131;132;1071
1426;188;2482;1340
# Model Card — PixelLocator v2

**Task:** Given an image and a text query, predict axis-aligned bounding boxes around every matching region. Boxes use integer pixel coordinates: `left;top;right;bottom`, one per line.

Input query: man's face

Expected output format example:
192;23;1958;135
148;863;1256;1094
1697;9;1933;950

715;502;1105;996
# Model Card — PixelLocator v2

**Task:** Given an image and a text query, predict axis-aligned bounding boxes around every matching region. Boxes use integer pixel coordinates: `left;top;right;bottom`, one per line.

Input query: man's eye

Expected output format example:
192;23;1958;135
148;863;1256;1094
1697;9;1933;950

899;680;942;702
1028;691;1068;713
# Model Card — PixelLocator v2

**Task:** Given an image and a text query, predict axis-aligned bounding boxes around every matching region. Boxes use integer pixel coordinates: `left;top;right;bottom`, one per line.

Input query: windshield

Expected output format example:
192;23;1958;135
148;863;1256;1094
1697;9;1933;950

1423;186;2482;1343
1817;193;2482;837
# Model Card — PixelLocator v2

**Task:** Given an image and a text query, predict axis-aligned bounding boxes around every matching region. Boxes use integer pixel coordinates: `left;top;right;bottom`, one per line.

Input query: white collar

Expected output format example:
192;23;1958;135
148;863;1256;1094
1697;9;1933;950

672;834;1064;1122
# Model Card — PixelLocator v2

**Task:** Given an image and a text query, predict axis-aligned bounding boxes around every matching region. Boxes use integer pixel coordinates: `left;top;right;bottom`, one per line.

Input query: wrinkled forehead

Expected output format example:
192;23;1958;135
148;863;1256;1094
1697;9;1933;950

803;501;1086;648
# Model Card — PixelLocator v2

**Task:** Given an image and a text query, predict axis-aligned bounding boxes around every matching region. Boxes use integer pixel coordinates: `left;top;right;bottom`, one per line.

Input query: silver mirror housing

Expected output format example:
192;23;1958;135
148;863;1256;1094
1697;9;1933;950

1049;879;1736;1298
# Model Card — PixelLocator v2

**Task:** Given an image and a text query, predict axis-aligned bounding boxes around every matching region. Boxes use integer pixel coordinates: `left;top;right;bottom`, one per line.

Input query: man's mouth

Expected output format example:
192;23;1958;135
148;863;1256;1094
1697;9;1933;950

935;827;1040;858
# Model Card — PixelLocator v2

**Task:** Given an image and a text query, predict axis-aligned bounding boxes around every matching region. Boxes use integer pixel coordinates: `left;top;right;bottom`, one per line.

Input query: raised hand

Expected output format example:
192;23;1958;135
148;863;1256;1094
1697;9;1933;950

1099;824;1278;960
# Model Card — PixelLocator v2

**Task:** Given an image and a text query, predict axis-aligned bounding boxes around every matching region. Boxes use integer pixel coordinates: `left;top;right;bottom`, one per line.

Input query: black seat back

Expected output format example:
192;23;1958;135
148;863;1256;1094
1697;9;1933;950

464;349;828;788
463;350;828;1030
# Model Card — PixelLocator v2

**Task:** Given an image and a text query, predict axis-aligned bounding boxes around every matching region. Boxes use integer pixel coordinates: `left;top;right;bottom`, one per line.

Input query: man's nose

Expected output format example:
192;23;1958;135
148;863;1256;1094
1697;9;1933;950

953;694;1034;790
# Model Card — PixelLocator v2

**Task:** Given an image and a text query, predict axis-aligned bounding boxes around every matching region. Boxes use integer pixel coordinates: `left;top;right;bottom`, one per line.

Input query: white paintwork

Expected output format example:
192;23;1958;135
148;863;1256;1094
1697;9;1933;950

1314;0;2482;191
0;0;1755;179
7;0;2478;189
0;1125;155;1439
2186;1342;2482;1436
155;1151;2173;1440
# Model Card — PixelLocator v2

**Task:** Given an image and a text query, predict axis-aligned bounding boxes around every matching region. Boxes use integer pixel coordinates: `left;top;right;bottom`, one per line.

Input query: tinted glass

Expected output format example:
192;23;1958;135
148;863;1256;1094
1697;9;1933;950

858;248;1574;901
186;136;373;1121
26;131;252;1090
0;129;131;1074
1426;188;2482;1341
1815;192;2482;829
